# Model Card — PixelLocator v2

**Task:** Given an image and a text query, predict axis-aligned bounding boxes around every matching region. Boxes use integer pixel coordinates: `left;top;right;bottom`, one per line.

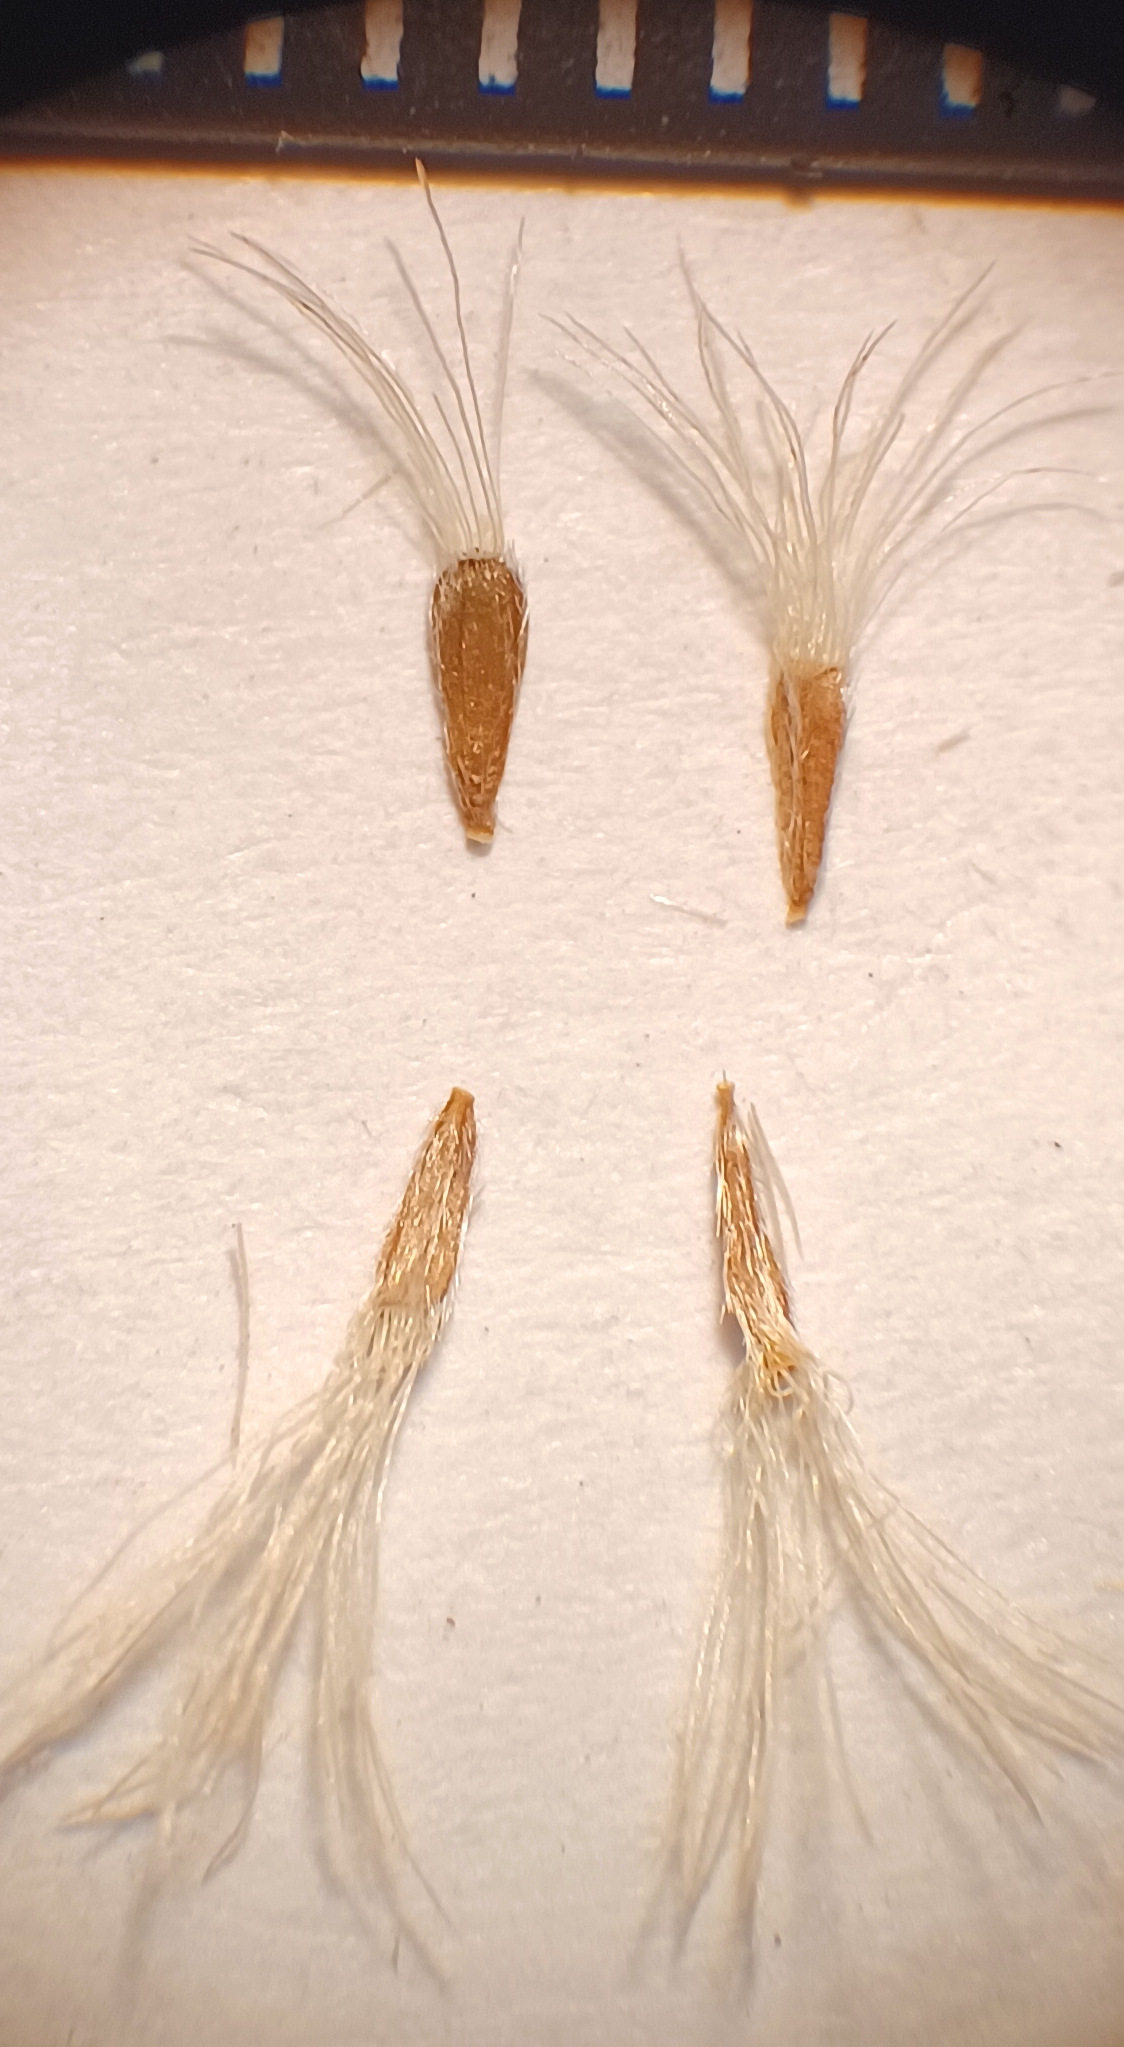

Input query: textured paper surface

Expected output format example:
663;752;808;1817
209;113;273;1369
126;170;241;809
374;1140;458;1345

0;165;1122;2047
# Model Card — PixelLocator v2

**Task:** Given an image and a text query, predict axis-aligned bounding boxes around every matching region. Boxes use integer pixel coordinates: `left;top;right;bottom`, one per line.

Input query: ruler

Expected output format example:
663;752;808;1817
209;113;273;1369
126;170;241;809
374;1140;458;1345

1;0;1122;196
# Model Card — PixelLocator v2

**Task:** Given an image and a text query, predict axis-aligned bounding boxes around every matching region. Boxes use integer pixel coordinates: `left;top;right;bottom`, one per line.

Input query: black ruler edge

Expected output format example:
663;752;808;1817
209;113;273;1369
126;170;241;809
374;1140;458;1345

3;137;1124;208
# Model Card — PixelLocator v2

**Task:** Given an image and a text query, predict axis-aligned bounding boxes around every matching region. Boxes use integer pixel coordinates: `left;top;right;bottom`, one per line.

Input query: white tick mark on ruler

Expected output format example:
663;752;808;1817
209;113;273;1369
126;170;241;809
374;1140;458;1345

361;0;403;87
479;0;521;92
710;0;752;100
941;42;982;113
827;13;867;106
244;16;284;84
596;0;637;96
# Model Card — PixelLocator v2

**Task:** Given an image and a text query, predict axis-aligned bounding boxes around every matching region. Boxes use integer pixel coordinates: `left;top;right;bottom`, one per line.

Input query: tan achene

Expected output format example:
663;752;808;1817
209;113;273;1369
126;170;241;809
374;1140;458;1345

0;1089;477;1944
198;165;526;846
712;1077;794;1365
668;1080;1120;1930
765;663;846;924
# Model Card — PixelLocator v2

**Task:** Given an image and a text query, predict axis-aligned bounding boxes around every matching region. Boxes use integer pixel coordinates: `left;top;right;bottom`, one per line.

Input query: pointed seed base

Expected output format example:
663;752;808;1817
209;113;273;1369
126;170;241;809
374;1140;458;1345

431;556;528;843
766;664;846;924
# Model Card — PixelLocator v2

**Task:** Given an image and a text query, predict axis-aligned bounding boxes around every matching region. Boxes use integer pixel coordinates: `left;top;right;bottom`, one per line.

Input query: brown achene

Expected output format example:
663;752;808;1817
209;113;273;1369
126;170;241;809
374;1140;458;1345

431;556;528;843
376;1084;477;1309
560;273;1071;922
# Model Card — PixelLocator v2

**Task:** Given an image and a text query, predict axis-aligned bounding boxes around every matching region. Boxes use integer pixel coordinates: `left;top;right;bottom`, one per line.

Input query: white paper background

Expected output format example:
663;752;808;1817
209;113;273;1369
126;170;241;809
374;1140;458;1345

0;164;1122;2047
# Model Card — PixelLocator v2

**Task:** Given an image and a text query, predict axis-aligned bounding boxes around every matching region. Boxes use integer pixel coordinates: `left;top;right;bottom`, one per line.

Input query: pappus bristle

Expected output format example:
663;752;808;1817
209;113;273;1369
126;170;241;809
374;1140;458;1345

196;164;527;846
559;273;1077;919
228;1219;250;1458
669;1080;1120;1929
0;1089;477;1946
